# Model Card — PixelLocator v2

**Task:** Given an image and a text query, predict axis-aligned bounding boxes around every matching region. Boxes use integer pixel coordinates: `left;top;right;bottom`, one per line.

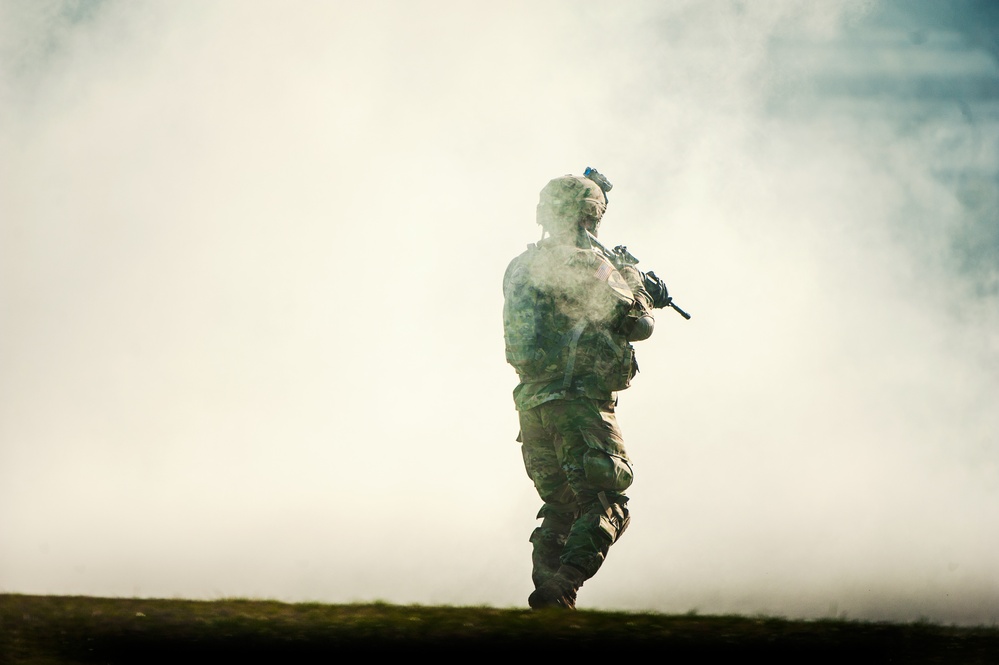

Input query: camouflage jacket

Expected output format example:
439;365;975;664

502;236;654;411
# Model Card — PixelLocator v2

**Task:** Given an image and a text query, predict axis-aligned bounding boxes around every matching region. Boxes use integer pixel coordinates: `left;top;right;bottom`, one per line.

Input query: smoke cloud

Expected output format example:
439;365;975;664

1;0;997;625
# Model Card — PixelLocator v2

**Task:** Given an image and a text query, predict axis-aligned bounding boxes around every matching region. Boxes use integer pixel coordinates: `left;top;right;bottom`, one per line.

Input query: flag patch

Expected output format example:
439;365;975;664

594;262;613;281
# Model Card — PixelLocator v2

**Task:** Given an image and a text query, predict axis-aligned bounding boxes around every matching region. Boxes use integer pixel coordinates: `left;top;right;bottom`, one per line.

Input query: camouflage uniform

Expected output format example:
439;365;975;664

503;206;656;609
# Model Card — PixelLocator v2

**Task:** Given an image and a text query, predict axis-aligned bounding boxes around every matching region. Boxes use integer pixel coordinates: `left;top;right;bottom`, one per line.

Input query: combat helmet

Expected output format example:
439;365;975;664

536;170;610;236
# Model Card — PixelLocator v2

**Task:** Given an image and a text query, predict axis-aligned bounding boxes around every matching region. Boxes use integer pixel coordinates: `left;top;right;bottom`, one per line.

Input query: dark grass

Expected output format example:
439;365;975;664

2;594;998;663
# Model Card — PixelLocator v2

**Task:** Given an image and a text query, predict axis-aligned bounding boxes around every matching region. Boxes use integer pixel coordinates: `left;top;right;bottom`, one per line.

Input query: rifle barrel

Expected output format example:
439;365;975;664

669;302;692;320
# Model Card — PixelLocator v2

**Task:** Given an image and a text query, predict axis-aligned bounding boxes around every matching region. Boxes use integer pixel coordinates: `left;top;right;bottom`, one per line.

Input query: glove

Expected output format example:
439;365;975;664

642;270;672;309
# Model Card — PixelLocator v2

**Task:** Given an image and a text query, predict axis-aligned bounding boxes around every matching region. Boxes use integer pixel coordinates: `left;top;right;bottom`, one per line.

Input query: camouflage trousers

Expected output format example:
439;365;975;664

518;397;633;589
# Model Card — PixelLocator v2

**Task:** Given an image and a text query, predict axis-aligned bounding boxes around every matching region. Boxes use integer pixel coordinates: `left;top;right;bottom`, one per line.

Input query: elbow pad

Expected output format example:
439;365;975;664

626;314;655;342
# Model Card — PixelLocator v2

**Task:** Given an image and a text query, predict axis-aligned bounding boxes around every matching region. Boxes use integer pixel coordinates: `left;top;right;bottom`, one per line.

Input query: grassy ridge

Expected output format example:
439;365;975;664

2;593;998;663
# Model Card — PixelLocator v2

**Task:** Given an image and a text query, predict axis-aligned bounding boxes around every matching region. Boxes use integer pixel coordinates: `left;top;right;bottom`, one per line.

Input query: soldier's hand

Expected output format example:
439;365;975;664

643;270;672;309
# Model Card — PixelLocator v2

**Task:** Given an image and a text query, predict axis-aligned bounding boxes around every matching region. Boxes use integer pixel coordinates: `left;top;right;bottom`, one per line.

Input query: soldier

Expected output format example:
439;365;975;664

503;169;673;610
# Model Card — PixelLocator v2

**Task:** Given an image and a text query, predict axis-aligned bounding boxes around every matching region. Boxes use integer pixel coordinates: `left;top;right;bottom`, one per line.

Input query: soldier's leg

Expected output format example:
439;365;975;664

561;488;630;579
529;503;576;589
518;407;578;596
531;398;633;605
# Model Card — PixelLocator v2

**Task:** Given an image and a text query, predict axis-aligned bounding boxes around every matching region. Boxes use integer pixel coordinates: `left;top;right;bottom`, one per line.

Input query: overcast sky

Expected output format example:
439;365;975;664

2;0;997;626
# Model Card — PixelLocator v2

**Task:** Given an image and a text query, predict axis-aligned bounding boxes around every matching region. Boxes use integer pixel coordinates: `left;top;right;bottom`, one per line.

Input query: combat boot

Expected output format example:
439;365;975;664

528;565;584;610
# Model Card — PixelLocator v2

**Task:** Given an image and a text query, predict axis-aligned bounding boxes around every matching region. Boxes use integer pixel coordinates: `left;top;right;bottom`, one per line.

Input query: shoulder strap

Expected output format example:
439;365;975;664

560;319;588;389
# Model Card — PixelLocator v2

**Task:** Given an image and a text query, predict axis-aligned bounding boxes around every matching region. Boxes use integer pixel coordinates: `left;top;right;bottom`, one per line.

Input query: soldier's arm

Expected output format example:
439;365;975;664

618;265;655;342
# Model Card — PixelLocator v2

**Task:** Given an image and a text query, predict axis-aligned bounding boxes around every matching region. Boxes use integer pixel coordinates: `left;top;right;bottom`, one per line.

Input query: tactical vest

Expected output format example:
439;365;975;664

503;242;639;396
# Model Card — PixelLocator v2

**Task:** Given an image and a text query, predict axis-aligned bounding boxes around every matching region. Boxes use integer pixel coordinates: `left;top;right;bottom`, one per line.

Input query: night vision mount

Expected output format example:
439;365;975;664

583;166;613;200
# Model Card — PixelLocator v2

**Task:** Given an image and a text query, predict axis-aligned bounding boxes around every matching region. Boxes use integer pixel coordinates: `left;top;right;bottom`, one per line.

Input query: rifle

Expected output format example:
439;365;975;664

585;229;691;320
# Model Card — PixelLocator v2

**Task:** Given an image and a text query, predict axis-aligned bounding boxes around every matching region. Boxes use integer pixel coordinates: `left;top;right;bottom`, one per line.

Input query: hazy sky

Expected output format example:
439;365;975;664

2;0;997;626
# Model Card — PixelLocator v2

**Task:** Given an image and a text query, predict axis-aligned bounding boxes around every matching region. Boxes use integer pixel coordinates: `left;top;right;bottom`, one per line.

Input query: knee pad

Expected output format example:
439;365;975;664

596;491;630;543
573;504;628;545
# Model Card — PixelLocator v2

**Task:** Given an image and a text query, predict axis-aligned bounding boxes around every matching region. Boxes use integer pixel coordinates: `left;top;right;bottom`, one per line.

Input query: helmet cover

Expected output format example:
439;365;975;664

536;175;607;232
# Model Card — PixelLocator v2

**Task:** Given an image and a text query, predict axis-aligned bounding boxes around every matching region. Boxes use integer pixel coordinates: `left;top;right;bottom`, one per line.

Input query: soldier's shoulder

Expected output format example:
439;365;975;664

504;243;539;284
564;244;607;269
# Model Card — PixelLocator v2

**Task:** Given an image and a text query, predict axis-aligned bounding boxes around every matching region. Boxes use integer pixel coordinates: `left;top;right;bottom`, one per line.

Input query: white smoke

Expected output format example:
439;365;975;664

1;0;997;625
